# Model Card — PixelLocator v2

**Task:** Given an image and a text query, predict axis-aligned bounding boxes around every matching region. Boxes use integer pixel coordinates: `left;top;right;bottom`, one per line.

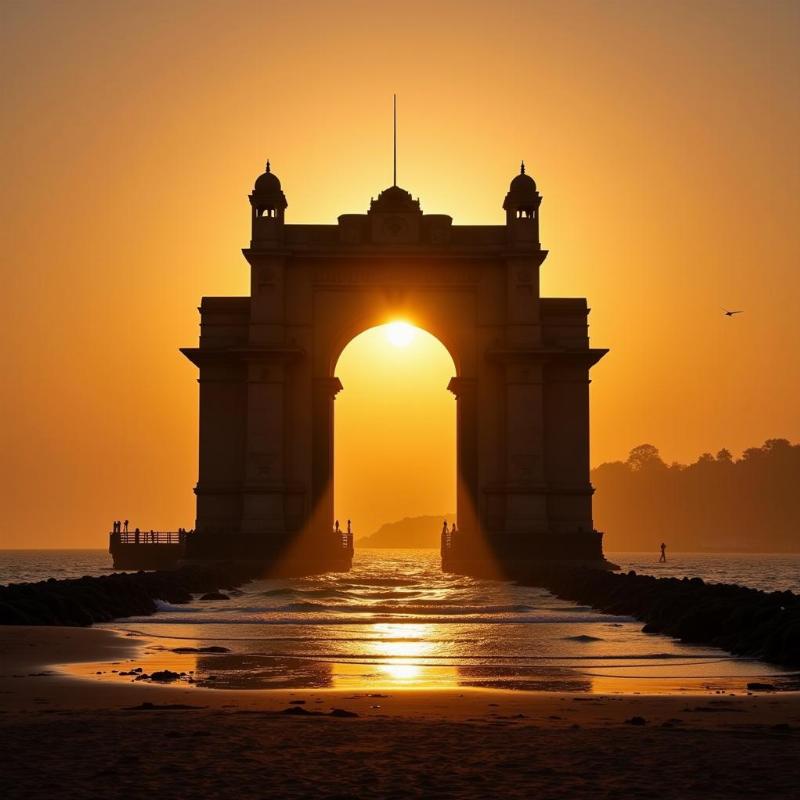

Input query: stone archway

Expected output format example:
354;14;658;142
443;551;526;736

332;323;457;545
181;165;608;576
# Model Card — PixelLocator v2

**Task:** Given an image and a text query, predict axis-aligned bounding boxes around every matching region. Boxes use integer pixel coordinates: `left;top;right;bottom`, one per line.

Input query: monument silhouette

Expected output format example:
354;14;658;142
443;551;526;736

179;157;609;575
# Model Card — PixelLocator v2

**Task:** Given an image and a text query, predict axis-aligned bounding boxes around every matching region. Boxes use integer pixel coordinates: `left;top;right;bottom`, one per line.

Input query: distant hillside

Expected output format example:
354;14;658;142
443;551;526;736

358;514;455;548
593;439;800;553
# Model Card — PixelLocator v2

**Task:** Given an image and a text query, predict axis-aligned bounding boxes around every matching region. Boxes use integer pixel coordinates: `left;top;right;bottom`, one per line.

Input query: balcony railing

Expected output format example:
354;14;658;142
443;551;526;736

110;531;189;545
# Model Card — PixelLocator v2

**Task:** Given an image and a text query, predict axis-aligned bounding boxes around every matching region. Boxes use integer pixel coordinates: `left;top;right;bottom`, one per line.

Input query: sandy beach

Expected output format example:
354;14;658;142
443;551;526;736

2;625;799;799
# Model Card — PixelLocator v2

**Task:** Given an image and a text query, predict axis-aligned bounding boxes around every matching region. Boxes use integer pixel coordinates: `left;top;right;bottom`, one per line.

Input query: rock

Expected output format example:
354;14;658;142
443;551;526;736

149;670;181;683
747;682;777;692
280;706;312;715
199;592;229;601
625;716;647;726
328;708;359;718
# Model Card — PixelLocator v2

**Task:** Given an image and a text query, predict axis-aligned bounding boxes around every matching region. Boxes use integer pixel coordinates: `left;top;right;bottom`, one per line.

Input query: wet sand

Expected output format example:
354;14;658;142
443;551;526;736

2;626;799;799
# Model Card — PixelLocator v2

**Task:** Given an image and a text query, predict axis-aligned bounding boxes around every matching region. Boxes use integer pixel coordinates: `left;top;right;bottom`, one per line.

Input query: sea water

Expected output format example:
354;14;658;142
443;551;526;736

9;548;788;693
2;548;798;592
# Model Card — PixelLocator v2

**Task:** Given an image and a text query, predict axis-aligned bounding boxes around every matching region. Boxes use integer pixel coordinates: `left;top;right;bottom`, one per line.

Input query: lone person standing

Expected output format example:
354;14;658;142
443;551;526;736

659;542;667;563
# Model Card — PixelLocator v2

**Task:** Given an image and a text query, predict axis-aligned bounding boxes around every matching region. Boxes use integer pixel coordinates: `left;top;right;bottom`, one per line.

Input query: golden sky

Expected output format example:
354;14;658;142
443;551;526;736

1;0;798;547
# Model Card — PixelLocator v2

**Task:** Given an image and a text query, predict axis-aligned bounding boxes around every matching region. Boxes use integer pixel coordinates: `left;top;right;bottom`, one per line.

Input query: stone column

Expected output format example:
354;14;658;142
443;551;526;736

194;357;247;535
447;377;479;538
238;346;303;536
503;356;548;532
310;377;343;538
239;356;289;534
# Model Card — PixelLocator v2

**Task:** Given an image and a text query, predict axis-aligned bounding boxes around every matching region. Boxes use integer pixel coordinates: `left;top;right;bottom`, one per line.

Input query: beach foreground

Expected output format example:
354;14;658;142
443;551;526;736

2;627;800;799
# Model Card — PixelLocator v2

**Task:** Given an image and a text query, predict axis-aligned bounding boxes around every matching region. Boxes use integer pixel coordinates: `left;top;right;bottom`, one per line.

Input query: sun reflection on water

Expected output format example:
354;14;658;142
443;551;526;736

329;622;460;688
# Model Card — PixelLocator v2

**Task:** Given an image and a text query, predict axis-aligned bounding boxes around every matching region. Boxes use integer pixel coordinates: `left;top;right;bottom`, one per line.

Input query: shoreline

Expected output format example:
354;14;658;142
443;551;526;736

3;625;800;799
5;624;800;713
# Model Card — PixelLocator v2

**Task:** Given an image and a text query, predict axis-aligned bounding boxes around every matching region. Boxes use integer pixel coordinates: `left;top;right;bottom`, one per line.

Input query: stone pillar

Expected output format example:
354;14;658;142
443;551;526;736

240;356;290;534
447;377;479;538
311;377;343;537
194;358;247;535
248;255;286;345
503;356;548;533
543;356;596;534
505;255;544;347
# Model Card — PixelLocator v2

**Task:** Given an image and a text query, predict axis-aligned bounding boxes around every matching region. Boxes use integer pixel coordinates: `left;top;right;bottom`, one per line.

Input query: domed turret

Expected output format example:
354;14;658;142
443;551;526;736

249;160;288;245
503;162;541;244
509;163;537;194
254;160;283;195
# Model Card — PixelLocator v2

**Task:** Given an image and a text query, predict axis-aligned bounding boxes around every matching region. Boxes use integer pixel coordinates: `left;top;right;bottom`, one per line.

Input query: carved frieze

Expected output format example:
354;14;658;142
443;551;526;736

312;264;480;286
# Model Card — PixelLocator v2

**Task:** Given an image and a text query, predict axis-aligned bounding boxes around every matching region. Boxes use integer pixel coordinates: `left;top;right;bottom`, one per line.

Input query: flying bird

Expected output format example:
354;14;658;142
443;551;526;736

722;308;744;317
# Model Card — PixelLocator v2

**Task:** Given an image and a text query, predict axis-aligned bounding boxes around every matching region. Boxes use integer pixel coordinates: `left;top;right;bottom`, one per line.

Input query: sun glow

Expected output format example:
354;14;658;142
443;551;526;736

385;321;416;348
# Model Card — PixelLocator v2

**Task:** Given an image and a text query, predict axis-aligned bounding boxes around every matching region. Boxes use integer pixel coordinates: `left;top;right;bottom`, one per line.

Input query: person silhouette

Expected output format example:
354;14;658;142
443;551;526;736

451;522;458;534
659;542;667;563
124;519;128;533
335;519;340;533
347;519;351;534
442;520;448;536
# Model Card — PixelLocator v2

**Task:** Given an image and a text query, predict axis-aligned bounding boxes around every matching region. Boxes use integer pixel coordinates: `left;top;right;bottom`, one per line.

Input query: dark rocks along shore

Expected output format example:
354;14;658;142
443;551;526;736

0;563;256;627
518;566;800;668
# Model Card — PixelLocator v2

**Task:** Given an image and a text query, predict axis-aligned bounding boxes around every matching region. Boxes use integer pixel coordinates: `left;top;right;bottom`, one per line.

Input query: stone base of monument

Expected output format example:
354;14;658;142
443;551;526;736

441;530;618;577
182;531;354;577
109;532;188;571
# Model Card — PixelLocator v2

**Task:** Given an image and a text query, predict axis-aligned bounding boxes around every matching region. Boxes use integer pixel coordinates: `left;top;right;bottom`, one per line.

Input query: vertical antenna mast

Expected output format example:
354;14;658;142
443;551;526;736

393;93;397;186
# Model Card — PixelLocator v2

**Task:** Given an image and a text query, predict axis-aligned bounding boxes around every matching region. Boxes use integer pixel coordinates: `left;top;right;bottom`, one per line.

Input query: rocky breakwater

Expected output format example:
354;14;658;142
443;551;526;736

0;563;257;627
519;567;800;668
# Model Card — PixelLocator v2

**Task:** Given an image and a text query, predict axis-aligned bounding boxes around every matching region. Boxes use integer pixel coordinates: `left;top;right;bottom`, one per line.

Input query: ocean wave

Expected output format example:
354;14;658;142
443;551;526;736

154;599;201;612
121;612;634;625
269;602;536;615
259;587;353;599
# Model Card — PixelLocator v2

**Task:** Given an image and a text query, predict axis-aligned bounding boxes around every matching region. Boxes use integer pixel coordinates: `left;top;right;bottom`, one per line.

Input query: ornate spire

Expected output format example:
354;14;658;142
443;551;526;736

520;161;526;175
266;159;271;173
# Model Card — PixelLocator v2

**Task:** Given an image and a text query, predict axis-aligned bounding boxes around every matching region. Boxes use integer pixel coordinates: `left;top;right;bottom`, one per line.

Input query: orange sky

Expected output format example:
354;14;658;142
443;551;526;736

1;0;798;547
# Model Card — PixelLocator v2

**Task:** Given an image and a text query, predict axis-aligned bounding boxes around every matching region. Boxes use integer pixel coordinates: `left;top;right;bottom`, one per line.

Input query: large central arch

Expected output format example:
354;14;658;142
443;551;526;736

333;323;457;540
181;166;609;576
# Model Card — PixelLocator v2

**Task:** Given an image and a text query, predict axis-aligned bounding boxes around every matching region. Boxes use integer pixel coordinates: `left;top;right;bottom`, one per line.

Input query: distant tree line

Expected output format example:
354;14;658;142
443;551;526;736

592;439;800;553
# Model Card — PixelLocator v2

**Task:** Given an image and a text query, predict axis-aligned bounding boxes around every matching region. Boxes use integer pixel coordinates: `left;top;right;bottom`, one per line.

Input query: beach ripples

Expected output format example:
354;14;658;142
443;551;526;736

92;549;793;693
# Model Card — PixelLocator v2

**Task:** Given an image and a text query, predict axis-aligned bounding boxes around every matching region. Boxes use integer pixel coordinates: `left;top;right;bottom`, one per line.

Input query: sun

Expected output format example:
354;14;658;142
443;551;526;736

385;321;416;348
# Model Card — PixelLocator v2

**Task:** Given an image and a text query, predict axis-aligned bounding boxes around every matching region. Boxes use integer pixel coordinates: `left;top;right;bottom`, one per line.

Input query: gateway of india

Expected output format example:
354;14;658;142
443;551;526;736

177;155;609;576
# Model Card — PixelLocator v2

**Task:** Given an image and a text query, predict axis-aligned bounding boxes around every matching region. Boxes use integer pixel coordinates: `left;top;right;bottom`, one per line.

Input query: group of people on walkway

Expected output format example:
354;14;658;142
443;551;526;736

334;520;352;534
111;521;193;543
442;520;458;535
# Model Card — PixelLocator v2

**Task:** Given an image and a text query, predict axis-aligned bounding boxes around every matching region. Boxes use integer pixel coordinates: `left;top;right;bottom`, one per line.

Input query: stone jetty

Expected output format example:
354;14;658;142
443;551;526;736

0;563;256;627
520;566;800;668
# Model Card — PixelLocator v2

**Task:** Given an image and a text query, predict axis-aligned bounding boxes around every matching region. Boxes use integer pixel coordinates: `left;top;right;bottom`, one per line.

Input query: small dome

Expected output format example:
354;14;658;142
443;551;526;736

254;161;282;194
368;184;421;214
509;162;536;193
